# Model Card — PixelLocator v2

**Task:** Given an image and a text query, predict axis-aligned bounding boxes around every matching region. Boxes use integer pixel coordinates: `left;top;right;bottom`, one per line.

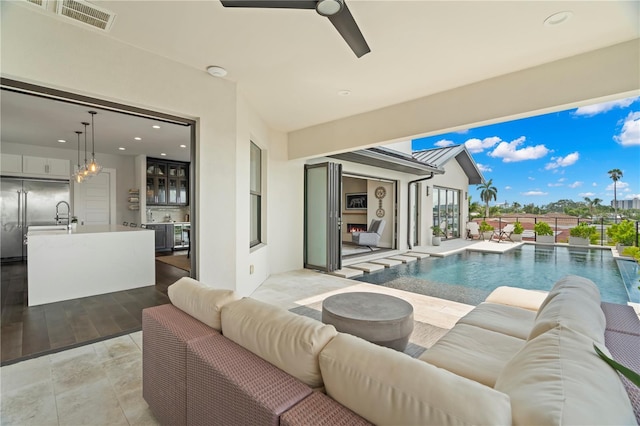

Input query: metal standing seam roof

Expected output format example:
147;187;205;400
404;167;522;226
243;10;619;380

412;144;485;185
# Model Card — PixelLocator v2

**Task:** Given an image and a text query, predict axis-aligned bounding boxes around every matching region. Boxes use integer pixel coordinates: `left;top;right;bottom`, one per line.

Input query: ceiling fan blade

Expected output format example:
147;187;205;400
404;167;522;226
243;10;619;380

328;2;370;58
220;0;316;10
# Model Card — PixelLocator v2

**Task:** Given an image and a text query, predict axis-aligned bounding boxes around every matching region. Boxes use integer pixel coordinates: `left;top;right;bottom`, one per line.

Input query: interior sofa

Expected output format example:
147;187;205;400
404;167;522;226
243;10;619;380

142;276;638;425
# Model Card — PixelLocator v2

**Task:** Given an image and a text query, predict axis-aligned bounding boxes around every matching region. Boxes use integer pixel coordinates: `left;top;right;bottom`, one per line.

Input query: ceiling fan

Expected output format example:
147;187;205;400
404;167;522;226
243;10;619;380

219;0;370;58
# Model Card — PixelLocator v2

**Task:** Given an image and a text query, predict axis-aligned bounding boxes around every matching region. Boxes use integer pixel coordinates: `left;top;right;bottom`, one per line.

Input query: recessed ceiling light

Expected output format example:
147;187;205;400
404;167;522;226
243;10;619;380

338;90;351;96
544;11;573;27
57;139;66;143
206;65;228;78
160;153;167;156
134;137;142;141
179;144;187;148
152;125;161;129
118;147;126;151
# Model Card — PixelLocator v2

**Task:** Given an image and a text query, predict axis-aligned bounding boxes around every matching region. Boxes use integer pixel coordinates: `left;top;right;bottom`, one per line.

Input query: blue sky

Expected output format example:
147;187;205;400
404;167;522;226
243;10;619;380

412;96;640;207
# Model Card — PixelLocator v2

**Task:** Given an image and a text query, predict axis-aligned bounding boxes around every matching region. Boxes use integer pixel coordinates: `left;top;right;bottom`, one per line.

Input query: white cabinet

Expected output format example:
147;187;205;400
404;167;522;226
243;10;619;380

0;153;23;174
22;156;70;178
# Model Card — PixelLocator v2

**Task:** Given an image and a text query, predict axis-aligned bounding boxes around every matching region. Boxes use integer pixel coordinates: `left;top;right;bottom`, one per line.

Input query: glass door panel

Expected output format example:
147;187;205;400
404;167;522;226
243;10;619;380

157;177;167;204
168;178;178;204
178;180;187;204
146;177;155;203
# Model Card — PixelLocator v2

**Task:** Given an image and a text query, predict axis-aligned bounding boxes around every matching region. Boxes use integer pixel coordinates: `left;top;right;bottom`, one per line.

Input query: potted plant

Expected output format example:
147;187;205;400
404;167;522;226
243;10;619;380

479;221;494;241
569;222;597;246
431;225;442;246
511;221;524;242
534;221;554;244
607;219;637;252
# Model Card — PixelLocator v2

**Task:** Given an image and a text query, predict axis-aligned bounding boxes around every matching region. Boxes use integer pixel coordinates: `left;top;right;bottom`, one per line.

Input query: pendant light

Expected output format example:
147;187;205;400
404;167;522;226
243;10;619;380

73;131;84;183
81;121;91;179
87;111;102;175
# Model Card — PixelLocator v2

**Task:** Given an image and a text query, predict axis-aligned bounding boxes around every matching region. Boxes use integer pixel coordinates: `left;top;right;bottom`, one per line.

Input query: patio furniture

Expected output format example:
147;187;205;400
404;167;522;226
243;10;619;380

492;224;515;243
351;219;386;250
321;292;414;351
466;221;480;240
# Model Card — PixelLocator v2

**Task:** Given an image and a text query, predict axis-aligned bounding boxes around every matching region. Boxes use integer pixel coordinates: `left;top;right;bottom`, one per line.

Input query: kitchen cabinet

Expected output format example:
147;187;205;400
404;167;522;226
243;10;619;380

146;158;189;206
23;156;70;178
0;154;70;178
145;223;174;251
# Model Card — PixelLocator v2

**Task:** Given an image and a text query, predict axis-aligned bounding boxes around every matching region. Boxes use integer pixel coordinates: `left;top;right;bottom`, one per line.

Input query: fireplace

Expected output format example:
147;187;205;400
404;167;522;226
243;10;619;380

347;223;367;233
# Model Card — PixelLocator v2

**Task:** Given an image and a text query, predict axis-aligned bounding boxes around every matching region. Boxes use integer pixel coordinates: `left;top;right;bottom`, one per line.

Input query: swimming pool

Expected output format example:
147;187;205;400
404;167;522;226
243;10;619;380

355;245;639;305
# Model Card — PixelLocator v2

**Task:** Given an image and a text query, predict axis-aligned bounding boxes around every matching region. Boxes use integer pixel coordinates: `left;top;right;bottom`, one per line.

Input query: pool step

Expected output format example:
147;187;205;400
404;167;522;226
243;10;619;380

330;267;364;278
370;258;403;268
349;262;386;273
388;255;417;264
404;252;430;259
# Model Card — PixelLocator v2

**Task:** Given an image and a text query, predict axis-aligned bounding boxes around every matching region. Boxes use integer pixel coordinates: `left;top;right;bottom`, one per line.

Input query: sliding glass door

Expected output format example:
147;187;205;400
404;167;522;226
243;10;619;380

304;163;342;272
433;187;460;238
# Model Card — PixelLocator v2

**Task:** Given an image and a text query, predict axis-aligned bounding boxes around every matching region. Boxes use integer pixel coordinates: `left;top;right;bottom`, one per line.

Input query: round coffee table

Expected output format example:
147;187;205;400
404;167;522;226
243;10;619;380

321;292;414;351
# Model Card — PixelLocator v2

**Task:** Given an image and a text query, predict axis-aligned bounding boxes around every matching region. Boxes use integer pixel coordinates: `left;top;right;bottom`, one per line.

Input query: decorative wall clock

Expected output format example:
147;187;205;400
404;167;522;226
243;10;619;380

375;186;386;218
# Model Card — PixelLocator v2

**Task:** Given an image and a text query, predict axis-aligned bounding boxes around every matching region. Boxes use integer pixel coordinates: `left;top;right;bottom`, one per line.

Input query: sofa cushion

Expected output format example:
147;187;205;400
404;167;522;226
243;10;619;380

529;275;605;343
485;286;548;311
320;333;512;426
495;325;636;426
220;298;337;389
168;277;239;331
456;302;535;339
419;323;525;387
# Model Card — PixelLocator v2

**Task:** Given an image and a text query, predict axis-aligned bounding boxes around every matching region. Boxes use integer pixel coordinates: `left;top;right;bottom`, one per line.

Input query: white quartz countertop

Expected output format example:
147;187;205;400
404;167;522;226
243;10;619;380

143;221;190;225
28;224;152;236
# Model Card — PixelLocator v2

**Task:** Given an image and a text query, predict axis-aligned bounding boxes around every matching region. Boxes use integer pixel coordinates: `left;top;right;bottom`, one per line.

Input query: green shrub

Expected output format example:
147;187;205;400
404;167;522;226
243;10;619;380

570;222;597;239
622;246;640;262
513;221;524;234
479;221;494;232
534;221;553;236
607;220;637;246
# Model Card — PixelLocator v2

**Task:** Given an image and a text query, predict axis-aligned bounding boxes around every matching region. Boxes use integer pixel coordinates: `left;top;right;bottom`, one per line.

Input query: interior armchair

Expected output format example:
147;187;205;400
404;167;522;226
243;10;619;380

352;219;386;250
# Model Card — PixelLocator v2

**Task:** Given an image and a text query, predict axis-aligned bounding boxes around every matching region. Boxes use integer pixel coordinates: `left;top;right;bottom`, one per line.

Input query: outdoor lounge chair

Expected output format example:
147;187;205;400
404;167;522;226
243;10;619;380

352;219;386;250
466;222;480;240
493;224;515;243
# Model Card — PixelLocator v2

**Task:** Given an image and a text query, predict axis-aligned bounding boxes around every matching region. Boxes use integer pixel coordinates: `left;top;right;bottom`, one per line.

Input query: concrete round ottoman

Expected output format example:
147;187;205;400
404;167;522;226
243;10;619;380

321;292;414;351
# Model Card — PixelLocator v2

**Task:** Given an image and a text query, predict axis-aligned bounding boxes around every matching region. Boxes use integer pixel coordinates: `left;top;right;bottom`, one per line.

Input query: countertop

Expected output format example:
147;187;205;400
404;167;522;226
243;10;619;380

27;224;151;236
143;221;190;225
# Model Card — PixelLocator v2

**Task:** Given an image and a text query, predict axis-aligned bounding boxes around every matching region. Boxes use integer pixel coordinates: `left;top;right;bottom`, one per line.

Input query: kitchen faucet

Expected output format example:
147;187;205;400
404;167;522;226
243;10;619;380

55;201;71;227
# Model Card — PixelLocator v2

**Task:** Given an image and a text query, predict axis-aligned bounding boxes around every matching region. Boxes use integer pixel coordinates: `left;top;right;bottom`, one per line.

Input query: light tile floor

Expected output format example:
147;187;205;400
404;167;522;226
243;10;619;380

1;267;473;426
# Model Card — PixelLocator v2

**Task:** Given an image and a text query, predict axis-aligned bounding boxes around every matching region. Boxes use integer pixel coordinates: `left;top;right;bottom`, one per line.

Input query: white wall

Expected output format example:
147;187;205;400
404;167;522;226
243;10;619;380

0;141;137;224
1;2;291;295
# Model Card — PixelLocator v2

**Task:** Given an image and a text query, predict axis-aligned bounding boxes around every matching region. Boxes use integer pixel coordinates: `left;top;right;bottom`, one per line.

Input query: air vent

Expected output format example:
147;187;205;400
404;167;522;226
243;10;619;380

56;0;116;31
21;0;48;8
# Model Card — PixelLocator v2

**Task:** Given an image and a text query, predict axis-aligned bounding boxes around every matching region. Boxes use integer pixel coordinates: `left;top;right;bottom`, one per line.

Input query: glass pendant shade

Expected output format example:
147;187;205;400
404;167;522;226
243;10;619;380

88;111;102;176
73;130;84;183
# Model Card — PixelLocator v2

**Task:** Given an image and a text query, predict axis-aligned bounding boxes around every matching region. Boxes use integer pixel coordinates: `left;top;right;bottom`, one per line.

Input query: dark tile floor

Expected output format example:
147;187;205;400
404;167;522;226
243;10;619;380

1;255;188;366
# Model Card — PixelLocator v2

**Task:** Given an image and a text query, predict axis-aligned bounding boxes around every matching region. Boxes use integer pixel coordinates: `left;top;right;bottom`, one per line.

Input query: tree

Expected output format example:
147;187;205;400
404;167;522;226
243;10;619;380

477;179;498;218
584;196;595;217
608;168;623;220
512;201;521;213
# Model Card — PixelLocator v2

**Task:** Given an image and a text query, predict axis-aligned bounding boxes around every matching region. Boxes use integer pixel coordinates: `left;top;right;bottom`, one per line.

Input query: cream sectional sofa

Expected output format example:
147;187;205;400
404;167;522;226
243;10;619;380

142;276;637;425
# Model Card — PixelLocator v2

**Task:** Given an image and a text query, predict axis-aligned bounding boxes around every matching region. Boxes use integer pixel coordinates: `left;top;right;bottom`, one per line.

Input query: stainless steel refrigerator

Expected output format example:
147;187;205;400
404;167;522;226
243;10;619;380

1;177;70;261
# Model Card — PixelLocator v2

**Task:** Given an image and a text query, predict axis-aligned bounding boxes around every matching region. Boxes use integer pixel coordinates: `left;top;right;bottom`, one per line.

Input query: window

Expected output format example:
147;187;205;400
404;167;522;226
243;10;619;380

250;142;262;247
432;187;460;238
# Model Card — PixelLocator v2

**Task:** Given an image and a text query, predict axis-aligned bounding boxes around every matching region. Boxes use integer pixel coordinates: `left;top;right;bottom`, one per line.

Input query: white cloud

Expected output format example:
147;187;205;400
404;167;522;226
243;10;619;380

505;186;512;190
626;193;640;199
455;129;469;135
465;136;501;153
579;192;596;197
476;163;492;172
522;191;548;196
568;181;583;189
488;137;549;162
545;152;579;170
614;111;640;146
606;181;629;191
548;183;563;187
574;97;637;116
434;139;455;147
558;178;566;182
592;182;598;187
528;177;535;181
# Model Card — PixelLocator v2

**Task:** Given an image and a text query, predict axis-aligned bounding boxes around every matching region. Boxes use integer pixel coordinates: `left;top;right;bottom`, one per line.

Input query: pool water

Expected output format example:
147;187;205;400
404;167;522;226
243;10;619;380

355;245;636;306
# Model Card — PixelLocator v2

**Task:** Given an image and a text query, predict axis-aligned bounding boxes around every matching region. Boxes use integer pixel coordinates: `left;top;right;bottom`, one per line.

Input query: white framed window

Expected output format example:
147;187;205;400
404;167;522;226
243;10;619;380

250;141;262;247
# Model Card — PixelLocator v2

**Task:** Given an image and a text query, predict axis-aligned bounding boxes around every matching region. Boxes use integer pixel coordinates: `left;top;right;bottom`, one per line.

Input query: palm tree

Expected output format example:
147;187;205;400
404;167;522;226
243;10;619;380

608;169;623;220
477;179;498;218
584;196;594;217
512;201;521;213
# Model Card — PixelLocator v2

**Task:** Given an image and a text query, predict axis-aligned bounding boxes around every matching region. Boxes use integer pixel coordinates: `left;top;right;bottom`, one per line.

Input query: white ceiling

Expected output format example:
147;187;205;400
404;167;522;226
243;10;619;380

1;0;638;159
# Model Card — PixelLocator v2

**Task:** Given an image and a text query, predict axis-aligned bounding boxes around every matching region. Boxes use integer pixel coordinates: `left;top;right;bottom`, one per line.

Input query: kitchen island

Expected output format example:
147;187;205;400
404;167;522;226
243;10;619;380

27;224;155;306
